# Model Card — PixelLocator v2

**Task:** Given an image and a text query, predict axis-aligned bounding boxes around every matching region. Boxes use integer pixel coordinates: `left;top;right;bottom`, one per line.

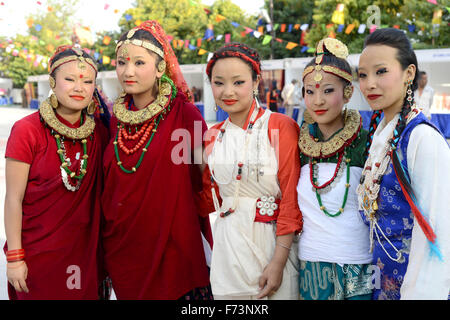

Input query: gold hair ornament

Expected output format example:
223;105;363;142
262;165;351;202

302;38;353;85
115;29;165;60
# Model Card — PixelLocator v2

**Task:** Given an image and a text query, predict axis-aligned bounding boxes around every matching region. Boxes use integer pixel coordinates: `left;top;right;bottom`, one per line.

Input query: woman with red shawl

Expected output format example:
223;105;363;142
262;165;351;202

101;20;212;300
4;45;110;299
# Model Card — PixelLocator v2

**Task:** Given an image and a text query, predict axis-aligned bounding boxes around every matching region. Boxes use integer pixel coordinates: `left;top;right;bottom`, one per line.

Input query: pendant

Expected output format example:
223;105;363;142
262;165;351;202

61;167;81;192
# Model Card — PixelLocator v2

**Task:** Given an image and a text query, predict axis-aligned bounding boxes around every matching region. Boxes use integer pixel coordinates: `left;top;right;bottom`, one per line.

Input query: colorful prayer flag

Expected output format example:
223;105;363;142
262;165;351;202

262;35;272;45
345;24;355;34
286;42;298;50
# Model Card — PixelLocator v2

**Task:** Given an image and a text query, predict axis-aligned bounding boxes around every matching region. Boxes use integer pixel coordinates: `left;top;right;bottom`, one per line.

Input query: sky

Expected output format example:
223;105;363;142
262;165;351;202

0;0;265;38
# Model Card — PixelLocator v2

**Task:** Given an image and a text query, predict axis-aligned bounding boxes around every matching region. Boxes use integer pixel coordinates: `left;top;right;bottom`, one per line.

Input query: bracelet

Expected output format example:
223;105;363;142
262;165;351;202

6;249;25;263
276;242;291;251
7;261;25;269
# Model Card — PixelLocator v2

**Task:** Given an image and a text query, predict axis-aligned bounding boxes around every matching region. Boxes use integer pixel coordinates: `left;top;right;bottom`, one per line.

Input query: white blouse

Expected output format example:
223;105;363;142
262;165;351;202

297;163;372;265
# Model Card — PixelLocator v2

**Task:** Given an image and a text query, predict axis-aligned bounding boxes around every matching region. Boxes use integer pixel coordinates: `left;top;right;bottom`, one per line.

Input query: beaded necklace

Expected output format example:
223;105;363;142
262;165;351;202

113;81;173;174
300;109;362;218
55;132;89;192
209;100;261;218
311;154;352;218
40;99;92;192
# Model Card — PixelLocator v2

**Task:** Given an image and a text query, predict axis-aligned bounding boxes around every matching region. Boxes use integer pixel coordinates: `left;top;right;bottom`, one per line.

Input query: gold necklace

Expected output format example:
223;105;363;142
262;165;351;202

113;81;172;125
39;98;95;140
298;109;361;158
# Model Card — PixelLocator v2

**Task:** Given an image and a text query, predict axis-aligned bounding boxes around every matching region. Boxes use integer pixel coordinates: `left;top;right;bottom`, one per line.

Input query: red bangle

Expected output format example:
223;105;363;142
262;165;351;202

6;249;25;255
7;257;24;262
6;249;25;262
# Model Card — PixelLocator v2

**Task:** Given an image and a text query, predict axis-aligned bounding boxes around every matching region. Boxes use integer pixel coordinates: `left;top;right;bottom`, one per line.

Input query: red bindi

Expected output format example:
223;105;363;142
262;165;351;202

80;74;84;78
315;83;320;88
126;57;130;61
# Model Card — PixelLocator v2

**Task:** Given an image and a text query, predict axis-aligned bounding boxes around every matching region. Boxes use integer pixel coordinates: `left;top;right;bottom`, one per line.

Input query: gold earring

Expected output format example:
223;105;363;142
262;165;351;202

157;60;166;73
50;94;58;109
87;100;96;115
343;85;353;100
49;76;56;89
253;88;259;98
342;106;348;119
303;110;315;124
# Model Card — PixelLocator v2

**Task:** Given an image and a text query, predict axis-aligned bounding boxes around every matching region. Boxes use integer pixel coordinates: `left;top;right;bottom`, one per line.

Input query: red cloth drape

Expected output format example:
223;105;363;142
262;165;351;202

101;92;211;299
4;112;108;300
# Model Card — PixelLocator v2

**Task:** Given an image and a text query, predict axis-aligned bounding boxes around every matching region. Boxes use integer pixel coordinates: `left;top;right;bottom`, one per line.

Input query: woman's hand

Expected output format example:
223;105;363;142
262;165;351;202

7;261;29;293
256;233;294;299
256;260;284;299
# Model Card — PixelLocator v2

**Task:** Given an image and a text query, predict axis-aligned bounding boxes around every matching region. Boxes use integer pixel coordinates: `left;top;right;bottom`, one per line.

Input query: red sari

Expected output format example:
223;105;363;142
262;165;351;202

4;111;108;300
101;92;211;300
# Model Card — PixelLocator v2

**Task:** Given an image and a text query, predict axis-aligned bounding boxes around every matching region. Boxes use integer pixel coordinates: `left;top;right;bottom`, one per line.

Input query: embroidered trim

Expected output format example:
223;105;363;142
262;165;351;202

298;109;361;158
39;98;95;140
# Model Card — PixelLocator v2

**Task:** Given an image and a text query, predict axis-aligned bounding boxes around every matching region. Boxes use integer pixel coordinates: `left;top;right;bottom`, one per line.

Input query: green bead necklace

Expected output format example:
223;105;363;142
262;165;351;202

311;152;351;218
113;112;164;174
53;113;90;191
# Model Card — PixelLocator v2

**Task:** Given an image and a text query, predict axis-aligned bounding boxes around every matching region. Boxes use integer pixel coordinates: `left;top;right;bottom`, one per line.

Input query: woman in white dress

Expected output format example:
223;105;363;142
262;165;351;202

201;43;303;300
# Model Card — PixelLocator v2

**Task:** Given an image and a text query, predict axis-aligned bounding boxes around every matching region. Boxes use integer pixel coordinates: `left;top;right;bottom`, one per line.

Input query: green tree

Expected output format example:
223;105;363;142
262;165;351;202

399;0;450;49
91;30;121;72
119;0;209;64
305;0;449;54
0;0;77;87
198;0;260;62
116;0;263;64
263;0;315;59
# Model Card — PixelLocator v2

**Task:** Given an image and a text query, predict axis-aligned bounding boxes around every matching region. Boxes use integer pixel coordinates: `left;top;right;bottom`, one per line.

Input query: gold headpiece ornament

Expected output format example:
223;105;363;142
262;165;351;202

302;38;352;86
115;28;165;59
48;46;98;75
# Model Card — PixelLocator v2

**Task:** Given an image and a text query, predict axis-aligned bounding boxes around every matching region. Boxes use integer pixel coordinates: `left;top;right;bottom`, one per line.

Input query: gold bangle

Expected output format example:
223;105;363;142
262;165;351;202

276;242;291;251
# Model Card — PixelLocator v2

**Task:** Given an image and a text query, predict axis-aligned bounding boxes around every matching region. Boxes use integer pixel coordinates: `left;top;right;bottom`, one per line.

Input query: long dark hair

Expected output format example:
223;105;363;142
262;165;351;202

363;28;418;157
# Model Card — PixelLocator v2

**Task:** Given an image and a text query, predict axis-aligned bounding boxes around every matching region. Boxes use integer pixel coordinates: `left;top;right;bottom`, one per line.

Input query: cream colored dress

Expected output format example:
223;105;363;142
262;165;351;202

207;109;299;299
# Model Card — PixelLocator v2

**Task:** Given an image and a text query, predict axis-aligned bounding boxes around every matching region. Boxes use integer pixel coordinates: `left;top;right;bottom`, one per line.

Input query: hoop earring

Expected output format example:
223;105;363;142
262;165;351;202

303;110;315;124
50;93;58;109
87;100;96;115
157;76;163;94
342;105;348;120
157;60;166;74
49;76;56;89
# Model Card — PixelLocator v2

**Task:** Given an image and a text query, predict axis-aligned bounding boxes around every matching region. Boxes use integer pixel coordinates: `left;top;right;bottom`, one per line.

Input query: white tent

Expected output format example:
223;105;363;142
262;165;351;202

27;48;450;120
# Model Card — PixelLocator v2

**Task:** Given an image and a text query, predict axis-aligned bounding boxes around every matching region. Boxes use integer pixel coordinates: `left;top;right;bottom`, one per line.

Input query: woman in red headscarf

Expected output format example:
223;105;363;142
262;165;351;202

4;45;110;299
101;20;212;300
